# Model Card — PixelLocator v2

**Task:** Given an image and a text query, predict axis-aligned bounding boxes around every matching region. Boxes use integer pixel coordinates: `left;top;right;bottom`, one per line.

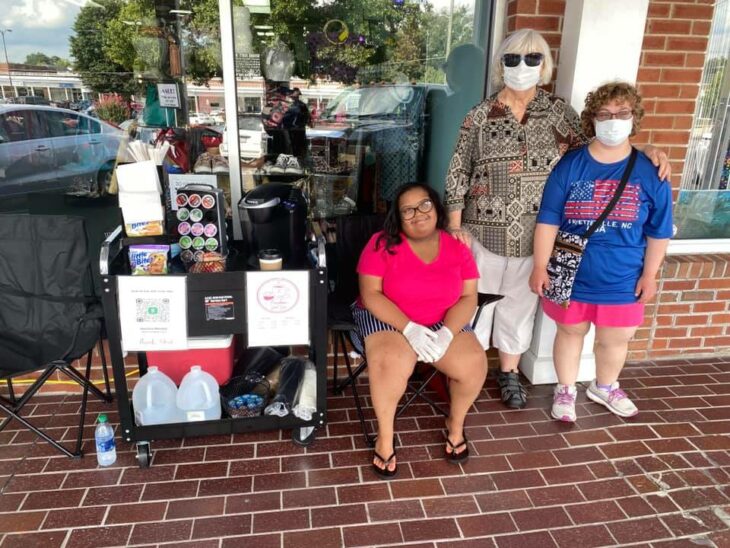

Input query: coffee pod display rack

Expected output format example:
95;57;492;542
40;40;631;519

99;224;328;468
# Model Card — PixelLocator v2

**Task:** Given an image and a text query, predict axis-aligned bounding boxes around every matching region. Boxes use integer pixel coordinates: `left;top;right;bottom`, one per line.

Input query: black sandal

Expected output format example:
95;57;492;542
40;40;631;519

372;449;398;479
497;370;527;409
444;435;469;464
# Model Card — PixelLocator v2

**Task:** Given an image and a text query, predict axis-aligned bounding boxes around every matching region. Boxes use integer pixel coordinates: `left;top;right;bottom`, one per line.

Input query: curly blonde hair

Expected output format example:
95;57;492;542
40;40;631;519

581;81;645;139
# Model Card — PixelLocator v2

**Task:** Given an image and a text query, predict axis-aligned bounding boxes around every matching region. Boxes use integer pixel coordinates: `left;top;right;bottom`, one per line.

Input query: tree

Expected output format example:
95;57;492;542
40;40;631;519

69;0;137;97
24;52;71;70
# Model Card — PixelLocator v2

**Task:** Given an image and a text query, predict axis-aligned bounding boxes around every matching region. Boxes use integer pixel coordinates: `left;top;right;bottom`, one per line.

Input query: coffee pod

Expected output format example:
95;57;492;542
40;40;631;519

191;222;205;237
176;208;190;221
192;236;205;250
193;250;205;262
258;249;282;271
201;195;216;209
175;194;188;208
179;235;193;249
180;249;194;263
188;194;202;208
204;223;217;237
205;237;218;251
189;208;204;222
177;222;191;236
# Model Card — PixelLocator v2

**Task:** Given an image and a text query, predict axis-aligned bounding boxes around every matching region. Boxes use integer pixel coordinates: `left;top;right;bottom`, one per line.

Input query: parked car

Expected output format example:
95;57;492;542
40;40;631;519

13;95;51;106
219;113;267;160
209;110;226;124
189;112;215;126
0;105;126;197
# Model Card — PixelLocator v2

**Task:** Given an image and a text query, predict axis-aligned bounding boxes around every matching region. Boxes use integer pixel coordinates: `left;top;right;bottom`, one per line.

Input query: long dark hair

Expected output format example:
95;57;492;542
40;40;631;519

376;183;448;253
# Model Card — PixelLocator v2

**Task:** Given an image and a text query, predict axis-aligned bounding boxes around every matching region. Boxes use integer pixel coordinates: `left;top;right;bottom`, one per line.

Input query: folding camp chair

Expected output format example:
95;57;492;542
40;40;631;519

0;214;112;458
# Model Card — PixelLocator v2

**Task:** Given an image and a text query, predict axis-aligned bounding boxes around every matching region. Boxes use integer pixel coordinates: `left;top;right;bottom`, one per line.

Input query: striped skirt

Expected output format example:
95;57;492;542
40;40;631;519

349;302;472;355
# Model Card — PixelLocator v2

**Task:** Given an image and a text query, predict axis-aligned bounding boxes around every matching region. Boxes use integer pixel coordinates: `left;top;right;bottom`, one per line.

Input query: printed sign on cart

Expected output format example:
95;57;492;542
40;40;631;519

245;271;309;347
157;83;181;108
118;276;188;351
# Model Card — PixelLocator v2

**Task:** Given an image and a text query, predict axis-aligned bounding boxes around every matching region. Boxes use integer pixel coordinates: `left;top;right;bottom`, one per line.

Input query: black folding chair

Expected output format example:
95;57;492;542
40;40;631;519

327;214;502;447
0;214;112;458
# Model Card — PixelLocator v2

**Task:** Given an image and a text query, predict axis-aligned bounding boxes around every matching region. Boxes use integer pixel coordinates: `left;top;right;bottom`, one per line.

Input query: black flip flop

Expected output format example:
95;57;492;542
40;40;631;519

445;435;469;464
372;449;398;479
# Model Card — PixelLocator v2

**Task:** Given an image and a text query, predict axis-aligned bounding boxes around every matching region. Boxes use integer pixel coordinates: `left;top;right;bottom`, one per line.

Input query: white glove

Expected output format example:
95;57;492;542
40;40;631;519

431;326;454;362
402;322;439;362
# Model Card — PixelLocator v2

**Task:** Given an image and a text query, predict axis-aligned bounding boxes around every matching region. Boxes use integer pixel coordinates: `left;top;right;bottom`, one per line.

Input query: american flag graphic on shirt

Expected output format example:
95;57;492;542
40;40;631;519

565;180;640;222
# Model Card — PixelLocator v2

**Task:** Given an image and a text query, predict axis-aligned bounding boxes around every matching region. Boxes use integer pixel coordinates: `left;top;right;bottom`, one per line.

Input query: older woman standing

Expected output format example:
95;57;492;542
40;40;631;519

445;29;670;409
353;183;487;479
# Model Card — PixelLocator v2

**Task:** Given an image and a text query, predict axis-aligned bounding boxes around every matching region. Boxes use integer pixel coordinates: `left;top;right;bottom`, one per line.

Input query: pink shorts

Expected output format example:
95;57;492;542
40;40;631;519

542;298;645;328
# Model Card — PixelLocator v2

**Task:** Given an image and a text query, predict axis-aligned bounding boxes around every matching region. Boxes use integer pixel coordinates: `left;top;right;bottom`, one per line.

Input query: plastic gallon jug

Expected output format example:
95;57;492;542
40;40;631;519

177;365;222;421
132;366;181;425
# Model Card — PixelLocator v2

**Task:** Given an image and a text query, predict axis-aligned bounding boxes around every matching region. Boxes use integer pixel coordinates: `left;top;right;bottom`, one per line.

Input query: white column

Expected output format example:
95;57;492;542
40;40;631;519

555;0;650;113
520;0;650;385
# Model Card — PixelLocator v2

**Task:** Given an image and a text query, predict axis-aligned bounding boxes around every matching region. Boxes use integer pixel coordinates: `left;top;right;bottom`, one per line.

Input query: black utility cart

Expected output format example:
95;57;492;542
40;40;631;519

99;226;328;468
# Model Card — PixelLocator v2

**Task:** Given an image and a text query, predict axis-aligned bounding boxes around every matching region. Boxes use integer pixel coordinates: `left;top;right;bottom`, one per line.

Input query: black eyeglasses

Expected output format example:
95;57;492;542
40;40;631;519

400;199;434;220
594;109;633;122
502;52;544;68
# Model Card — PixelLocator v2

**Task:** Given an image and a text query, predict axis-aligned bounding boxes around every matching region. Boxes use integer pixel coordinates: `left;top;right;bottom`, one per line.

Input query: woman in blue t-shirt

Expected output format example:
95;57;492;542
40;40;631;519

530;82;673;423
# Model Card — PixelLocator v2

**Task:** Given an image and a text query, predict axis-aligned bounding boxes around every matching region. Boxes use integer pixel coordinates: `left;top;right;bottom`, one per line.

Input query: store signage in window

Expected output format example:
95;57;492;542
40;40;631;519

245;271;309;347
235;53;261;80
157;83;180;108
118;276;188;351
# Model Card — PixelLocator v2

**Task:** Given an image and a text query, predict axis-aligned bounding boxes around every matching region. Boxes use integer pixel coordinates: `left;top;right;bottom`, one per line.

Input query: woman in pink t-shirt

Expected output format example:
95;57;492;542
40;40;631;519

353;183;487;479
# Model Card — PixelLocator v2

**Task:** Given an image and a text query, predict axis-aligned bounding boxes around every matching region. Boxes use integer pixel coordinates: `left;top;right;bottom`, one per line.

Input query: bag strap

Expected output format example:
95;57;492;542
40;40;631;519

584;147;638;239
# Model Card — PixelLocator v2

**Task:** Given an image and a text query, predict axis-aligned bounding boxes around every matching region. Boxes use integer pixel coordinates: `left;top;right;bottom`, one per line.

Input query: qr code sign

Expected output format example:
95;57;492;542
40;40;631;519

136;298;170;323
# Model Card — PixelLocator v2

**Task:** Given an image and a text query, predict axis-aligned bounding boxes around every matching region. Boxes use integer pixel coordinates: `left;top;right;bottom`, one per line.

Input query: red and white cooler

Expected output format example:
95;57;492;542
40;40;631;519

147;335;235;385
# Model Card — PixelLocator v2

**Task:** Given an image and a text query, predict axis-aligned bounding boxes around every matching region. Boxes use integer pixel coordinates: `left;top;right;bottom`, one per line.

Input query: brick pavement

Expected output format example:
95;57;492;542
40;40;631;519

0;356;728;547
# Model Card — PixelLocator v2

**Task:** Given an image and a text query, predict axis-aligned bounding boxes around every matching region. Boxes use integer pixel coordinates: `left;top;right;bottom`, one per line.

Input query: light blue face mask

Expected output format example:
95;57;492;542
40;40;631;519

594;118;633;147
503;61;542;91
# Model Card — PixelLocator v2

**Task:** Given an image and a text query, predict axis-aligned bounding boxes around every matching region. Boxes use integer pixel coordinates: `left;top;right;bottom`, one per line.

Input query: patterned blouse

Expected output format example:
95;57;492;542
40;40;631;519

444;88;588;258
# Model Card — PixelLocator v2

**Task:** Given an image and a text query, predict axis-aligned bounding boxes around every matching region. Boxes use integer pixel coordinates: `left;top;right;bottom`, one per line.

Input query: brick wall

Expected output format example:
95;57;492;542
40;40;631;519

507;0;729;361
630;255;730;361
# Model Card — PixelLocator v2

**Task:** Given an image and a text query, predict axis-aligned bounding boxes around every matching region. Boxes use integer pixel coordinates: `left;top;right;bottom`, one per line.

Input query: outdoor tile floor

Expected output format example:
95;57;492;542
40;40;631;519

0;356;729;547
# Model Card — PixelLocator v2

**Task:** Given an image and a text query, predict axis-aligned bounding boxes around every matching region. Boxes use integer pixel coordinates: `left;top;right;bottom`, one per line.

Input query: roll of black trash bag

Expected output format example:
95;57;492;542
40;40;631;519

231;346;288;380
264;357;306;417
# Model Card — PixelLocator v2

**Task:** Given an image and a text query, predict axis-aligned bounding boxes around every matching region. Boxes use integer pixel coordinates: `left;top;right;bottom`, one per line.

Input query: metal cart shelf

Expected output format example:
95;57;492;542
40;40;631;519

99;226;328;467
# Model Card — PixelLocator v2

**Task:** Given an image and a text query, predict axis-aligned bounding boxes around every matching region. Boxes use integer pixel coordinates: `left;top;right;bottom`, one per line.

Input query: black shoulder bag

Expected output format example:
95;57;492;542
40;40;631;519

543;147;638;307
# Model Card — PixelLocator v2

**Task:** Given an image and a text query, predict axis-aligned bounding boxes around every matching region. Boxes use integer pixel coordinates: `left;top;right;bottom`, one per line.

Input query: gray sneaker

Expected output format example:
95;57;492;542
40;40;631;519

551;384;577;422
586;380;638;417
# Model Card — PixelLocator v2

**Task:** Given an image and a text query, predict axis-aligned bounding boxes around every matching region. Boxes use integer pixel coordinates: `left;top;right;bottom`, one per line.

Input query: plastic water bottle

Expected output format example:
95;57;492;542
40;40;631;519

132;366;181;425
177;365;221;421
95;414;117;467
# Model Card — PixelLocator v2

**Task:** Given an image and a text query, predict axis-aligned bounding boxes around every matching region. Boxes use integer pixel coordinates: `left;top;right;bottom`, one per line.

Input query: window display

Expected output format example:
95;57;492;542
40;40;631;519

675;0;730;240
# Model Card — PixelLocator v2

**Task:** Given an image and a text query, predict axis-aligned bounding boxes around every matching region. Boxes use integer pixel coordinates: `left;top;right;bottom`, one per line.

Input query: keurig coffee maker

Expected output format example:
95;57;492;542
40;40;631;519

238;183;308;268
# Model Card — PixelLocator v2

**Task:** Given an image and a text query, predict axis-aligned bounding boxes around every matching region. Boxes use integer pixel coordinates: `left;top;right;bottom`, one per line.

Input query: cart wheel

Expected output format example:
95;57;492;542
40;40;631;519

292;426;316;447
136;442;152;468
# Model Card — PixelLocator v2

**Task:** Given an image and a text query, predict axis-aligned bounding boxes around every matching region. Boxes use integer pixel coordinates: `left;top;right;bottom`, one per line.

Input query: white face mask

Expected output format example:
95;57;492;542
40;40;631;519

594;118;633;147
502;61;542;91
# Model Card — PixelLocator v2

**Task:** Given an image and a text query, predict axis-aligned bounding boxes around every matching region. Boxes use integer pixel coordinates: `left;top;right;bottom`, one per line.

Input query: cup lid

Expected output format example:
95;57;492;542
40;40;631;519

258;249;282;260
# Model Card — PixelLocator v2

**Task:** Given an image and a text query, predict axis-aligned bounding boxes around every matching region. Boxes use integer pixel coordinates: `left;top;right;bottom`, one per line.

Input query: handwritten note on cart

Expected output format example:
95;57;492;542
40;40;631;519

118;276;188;351
246;271;309;347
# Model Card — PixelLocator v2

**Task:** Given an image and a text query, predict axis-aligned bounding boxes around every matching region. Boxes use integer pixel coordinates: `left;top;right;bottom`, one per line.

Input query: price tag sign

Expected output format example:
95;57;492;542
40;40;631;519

157;83;181;108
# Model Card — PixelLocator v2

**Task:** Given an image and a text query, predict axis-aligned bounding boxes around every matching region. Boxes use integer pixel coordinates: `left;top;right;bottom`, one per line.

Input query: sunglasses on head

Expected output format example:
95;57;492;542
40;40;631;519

502;52;544;68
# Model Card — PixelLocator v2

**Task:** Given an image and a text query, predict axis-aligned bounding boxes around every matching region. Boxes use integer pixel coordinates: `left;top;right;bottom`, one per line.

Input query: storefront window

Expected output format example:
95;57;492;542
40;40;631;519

0;0;490;219
675;0;730;240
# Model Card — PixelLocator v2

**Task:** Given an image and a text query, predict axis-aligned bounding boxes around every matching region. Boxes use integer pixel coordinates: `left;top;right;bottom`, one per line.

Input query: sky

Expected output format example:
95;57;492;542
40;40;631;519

0;0;96;63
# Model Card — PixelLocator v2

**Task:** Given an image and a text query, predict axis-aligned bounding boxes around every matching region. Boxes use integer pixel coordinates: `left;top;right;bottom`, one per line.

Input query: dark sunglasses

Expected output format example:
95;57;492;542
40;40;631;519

502;52;544;68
